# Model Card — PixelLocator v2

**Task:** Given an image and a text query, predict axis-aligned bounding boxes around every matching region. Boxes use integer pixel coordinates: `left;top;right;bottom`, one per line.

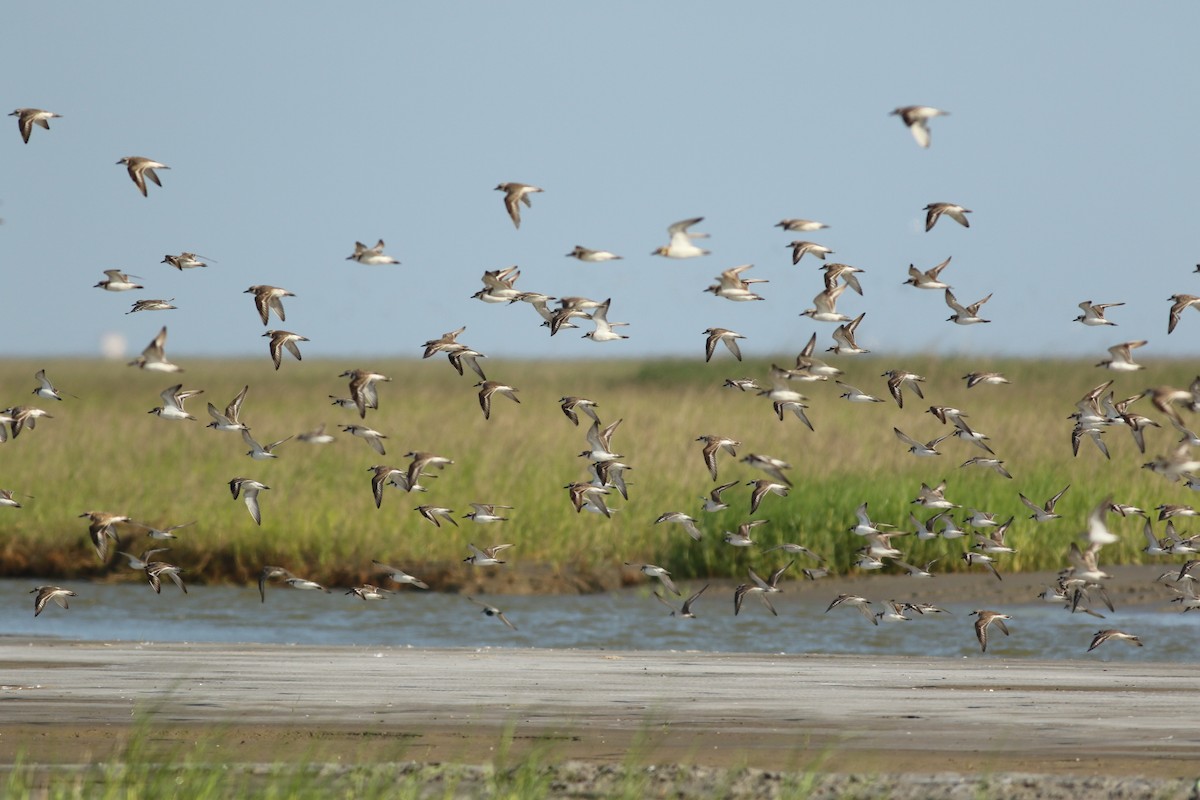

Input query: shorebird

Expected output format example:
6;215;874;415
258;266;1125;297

696;435;740;480
970;610;1012;652
263;330;307;369
582;298;630;342
625;562;679;595
788;240;833;264
228;478;269;525
904;257;953;290
566;245;622;262
581;418;623;462
476;380;520;419
137;520;196;541
1087;629;1142;652
652;217;710;258
207;385;249;432
10;108;61;143
894;427;950;457
964;372;1009;388
945;289;992;324
372;560;430;589
242;429;292;459
703;327;745;361
849;502;892;537
821;262;865;296
1096;340;1147;372
656;511;703;540
566;482;612;517
447;348;487;380
296;424;336;444
245;285;294;326
31;586;75;617
422;325;467;358
559;396;601;427
403;451;453;490
890;106;948;148
827;313;869;355
1075;300;1124;326
775;219;828;232
762;542;823;561
960;457;1013;479
701;481;739;512
495;182;543;228
148;384;203;421
825;594;876;626
79;511;133;561
463;542;512;566
706;264;767;302
339;369;391;419
145;560;187;594
734;561;793;616
473;267;523;304
128;326;182;373
723;519;766;548
800;283;851;323
1019;485;1070;522
911;481;958;510
463;503;512;524
342;425;387;455
467;596;517;630
127;298;176;314
346;584;392;601
748;479;789;514
1167;294;1200;334
94;269;143;291
415;505;457;528
284;575;330;593
257;566;293;603
0;489;25;509
741;454;792;486
346;240;400;265
117;156;169;196
962;551;1003;581
32;369;72;402
924;202;971;231
793;333;843;378
838;382;885;403
4;405;52;439
893;560;938;578
882;370;926;408
655;584;709;618
161;252;210;270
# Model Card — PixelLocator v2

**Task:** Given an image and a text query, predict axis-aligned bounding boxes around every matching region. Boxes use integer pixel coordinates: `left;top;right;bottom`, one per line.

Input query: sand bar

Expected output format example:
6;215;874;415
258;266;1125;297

1;638;1198;780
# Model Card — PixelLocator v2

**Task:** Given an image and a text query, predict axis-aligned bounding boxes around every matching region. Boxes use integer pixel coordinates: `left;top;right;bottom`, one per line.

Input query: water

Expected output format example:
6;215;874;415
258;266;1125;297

3;579;1195;662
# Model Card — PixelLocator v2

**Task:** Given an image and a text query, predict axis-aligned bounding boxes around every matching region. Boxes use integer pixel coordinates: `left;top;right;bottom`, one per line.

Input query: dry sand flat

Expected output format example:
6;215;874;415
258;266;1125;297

1;638;1198;786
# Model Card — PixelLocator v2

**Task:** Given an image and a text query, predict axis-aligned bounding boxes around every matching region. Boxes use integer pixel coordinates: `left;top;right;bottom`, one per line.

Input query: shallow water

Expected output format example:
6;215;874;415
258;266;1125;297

3;579;1195;662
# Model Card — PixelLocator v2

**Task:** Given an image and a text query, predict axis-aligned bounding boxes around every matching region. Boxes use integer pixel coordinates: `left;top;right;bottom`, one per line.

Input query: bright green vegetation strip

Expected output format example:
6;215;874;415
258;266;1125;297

0;356;1195;585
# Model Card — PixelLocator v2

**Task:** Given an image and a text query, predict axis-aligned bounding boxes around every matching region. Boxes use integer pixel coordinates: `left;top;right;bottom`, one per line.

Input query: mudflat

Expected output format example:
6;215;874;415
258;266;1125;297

0;638;1197;780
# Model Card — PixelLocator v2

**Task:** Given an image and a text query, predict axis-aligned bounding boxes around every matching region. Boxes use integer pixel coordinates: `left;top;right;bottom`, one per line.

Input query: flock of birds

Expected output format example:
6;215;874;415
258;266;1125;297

9;103;1200;656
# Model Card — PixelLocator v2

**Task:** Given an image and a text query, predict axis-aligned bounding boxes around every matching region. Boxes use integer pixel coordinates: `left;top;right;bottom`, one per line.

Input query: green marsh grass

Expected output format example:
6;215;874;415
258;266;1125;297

0;356;1196;585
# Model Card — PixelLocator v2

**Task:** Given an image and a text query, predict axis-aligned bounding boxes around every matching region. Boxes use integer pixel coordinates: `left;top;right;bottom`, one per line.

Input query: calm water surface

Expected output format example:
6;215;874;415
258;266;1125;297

2;579;1195;662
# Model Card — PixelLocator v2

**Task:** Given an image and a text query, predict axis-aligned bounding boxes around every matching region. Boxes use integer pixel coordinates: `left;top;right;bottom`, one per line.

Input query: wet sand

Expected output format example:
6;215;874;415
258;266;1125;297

1;637;1198;783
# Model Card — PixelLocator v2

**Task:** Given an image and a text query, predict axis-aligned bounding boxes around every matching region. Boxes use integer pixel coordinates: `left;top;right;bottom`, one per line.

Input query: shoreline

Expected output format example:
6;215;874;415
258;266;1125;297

2;639;1198;785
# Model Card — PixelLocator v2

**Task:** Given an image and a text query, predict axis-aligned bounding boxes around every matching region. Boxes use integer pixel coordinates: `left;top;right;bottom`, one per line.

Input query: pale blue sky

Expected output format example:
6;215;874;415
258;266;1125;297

4;2;1199;361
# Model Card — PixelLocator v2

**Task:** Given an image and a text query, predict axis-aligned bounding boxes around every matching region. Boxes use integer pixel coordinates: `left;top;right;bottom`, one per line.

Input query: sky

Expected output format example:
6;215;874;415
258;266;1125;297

3;2;1199;362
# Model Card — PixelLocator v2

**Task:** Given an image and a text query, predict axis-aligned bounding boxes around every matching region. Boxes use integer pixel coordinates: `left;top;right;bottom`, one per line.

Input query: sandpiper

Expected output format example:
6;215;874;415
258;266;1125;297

346;240;400;265
703;328;745;362
127;298;176;314
582;298;630;342
962;551;1003;581
970;610;1012;652
296;424;336;444
567;245;622;262
655;584;708;618
559;396;601;427
79;511;133;561
145;560;187;594
228;478;269;525
447;348;487;380
734;561;793;616
825;594;876;625
964;371;1009;388
495;182;543;228
748;479;789;514
138;520;196;540
1075;300;1124;326
467;596;517;629
33;369;72;402
924;202;971;231
343;425;387;455
242;429;292;459
656;511;703;540
1019;485;1070;522
882;370;926;409
838;382;885;403
0;489;26;509
1167;294;1200;334
740;454;792;486
5;405;52;439
723;519;766;548
340;369;391;419
827;312;869;355
245;285;294;326
960;457;1013;479
463;542;512;566
800;283;851;323
821;262;865;296
625;562;679;595
148;384;203;420
1087;629;1142;652
415;505;458;528
762;542;823;561
94;269;143;291
706;264;768;302
117;156;169;196
422;325;467;358
696;435;740;481
463;503;512;523
263;330;307;369
31;586;75;617
788;240;833;264
476;380;520;419
10;108;61;143
652;217;710;258
945;289;992;324
162;252;210;270
346;584;392;601
890;106;948;148
775;219;828;232
372;560;430;589
207;385;250;433
1096;340;1147;372
701;481;739;513
128;326;182;373
904;257;953;290
257;566;293;603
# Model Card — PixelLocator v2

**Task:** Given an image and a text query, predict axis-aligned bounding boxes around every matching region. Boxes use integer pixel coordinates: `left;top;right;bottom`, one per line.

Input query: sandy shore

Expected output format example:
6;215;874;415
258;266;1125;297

1;637;1198;786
